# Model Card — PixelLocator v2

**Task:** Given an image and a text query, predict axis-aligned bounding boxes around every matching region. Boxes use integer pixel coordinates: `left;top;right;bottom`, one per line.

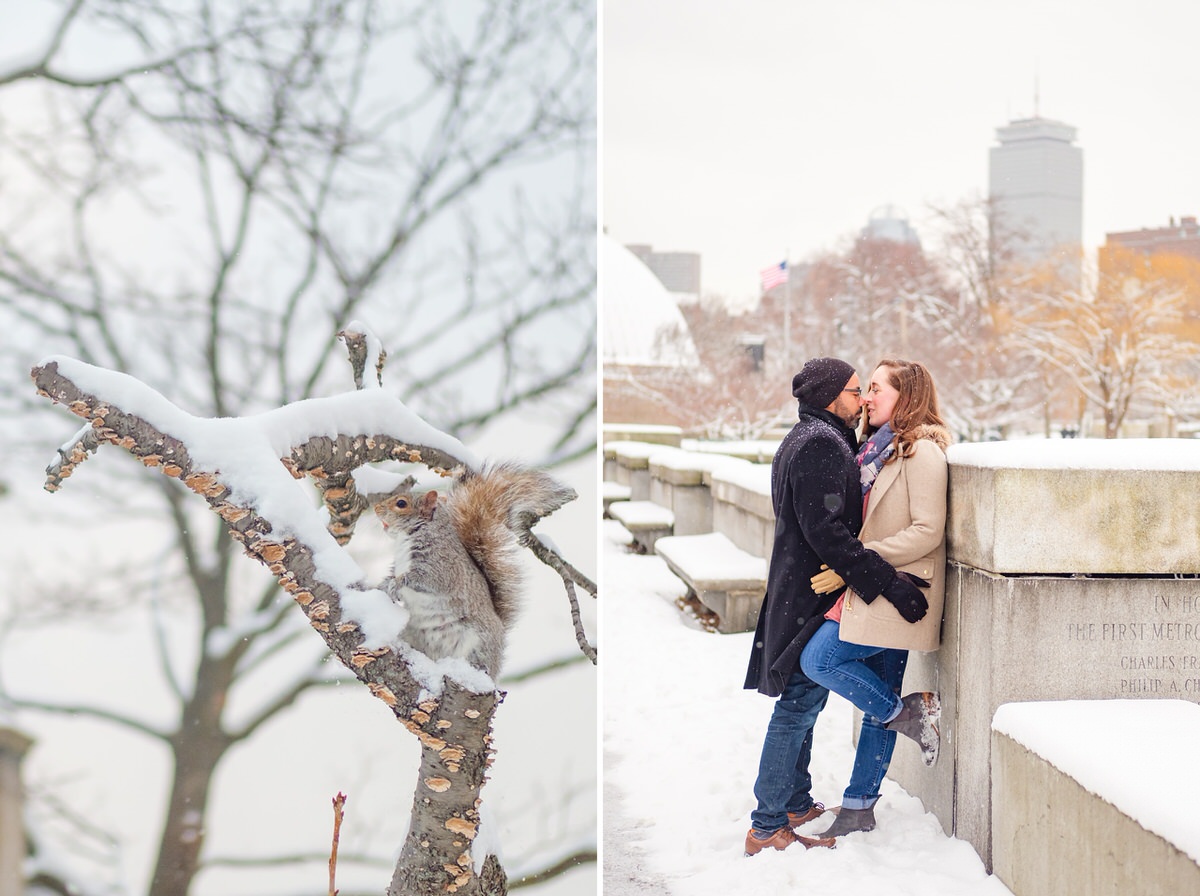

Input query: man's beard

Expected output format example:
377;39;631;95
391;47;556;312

836;400;862;429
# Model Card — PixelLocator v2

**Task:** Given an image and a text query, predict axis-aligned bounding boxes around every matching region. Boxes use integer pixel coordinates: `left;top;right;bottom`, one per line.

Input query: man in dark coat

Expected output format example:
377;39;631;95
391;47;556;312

743;357;928;855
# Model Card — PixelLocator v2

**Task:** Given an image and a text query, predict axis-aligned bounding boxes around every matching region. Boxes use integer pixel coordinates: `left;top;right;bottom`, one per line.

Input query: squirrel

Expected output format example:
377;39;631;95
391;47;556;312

372;461;576;679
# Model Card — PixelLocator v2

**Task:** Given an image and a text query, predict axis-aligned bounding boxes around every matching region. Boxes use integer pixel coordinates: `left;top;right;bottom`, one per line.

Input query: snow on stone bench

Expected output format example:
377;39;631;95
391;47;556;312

608;500;674;553
602;423;682;447
608;441;683;501
648;450;752;537
991;699;1200;896
684;438;780;463
602;480;632;518
654;532;767;634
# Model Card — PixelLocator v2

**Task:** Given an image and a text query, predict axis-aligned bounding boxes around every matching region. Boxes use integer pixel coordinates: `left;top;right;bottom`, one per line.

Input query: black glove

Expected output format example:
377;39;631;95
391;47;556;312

880;572;930;624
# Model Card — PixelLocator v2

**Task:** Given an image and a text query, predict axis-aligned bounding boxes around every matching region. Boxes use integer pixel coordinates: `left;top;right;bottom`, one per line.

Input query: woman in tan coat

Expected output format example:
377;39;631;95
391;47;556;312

799;359;950;838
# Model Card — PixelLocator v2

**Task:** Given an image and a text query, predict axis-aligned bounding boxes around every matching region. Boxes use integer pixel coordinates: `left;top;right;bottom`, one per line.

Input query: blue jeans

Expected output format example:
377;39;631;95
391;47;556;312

800;619;908;809
750;667;829;832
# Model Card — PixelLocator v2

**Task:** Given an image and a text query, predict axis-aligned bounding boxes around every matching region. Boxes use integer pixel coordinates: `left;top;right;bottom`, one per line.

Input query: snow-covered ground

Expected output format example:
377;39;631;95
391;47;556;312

601;519;1013;895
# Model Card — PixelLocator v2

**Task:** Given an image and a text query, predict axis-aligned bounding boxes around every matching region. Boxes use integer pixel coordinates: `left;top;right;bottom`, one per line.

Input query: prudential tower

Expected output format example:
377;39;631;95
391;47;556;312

988;115;1083;277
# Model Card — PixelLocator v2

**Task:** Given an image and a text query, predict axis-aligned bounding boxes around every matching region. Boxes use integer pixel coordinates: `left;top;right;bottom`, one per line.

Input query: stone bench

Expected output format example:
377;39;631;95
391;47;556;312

648;451;752;537
602;481;632;518
991;699;1200;896
608;441;682;501
709;463;774;560
686;438;780;463
655;532;767;634
602;423;683;447
604;431;683;485
608;500;675;554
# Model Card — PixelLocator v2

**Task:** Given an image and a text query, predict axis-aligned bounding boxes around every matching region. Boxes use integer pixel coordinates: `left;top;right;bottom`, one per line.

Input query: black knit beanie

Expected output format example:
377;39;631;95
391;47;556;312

791;357;856;409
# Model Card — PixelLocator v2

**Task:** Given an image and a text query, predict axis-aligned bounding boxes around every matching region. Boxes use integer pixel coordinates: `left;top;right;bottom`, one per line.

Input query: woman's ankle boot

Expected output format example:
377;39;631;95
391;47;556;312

886;691;941;766
819;805;876;838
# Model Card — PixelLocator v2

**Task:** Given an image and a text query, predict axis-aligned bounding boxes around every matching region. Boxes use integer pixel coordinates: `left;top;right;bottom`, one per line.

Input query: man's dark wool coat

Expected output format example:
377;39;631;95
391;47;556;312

744;405;897;698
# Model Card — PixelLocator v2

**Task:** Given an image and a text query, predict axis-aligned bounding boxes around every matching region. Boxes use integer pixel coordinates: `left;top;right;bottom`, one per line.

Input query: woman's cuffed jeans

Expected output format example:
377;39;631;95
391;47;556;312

800;619;909;808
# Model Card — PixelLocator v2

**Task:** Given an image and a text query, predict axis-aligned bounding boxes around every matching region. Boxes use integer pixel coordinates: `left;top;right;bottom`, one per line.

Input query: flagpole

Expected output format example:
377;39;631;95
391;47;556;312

782;249;791;372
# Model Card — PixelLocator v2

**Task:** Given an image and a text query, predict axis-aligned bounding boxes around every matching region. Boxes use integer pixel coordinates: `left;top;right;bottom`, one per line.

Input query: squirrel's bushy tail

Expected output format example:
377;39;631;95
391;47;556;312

448;461;576;629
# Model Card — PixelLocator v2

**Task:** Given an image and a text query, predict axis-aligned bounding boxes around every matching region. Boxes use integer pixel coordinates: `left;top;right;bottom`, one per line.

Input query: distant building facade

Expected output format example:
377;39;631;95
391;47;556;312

1104;215;1200;263
603;237;703;426
624;243;702;298
988;116;1083;271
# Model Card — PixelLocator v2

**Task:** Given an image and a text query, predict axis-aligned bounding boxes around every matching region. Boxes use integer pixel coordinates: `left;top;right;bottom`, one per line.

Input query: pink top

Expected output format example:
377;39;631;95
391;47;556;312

823;490;869;623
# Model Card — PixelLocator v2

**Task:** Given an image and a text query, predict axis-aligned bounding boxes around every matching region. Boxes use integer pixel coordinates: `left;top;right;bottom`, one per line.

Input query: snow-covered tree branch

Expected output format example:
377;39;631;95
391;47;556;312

31;322;594;895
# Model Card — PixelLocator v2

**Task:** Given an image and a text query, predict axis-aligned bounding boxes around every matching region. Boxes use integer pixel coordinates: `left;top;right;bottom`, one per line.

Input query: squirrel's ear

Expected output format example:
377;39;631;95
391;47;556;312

419;489;439;518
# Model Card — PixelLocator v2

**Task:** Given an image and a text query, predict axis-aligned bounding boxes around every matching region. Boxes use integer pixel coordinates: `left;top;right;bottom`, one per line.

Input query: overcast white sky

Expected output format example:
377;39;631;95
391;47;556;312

602;0;1200;304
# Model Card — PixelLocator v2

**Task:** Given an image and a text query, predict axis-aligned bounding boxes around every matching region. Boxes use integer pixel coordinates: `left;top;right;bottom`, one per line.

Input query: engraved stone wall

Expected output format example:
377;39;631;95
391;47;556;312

882;440;1200;871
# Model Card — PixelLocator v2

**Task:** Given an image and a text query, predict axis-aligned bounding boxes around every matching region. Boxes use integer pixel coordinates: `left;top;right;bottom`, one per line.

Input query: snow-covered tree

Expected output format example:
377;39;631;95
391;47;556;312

792;231;954;377
29;326;594;895
921;197;1045;438
0;1;596;893
1017;247;1191;438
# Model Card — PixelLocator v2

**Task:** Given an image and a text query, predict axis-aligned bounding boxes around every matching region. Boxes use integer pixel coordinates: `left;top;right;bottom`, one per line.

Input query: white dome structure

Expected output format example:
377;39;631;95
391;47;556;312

862;204;921;246
602;235;700;368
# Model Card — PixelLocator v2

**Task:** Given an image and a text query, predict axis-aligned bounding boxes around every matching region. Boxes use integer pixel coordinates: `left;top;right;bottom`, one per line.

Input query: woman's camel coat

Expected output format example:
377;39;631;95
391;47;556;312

839;424;950;652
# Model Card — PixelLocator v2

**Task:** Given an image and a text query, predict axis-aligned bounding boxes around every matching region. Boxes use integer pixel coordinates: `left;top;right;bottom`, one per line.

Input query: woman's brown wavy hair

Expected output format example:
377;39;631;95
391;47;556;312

863;358;946;461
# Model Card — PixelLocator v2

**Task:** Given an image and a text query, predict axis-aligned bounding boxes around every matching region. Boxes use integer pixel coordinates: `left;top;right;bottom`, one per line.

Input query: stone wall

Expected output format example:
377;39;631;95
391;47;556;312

885;439;1200;872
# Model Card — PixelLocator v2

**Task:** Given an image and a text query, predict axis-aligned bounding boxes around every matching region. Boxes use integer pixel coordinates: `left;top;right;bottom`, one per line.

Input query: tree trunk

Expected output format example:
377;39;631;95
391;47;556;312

150;732;227;896
149;651;233;896
387;684;506;895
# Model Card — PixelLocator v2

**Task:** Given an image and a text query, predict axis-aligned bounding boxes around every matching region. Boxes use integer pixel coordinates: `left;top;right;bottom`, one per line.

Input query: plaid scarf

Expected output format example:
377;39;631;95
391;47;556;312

857;422;895;497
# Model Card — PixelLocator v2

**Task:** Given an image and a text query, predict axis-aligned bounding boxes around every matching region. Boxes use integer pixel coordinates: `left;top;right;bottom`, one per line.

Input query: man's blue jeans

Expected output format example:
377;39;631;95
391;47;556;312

800;619;908;809
750;667;829;832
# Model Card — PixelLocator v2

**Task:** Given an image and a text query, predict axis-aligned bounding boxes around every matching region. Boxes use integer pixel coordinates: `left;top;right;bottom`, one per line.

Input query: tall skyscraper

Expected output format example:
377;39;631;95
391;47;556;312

988;116;1083;272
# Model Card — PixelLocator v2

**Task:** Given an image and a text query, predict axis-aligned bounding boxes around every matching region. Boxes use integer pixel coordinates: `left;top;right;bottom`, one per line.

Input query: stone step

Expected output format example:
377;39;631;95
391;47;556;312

608;500;675;553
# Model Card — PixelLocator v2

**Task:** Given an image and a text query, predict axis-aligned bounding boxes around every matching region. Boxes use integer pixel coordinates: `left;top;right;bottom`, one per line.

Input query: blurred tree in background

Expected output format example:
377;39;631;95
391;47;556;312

610;195;1200;441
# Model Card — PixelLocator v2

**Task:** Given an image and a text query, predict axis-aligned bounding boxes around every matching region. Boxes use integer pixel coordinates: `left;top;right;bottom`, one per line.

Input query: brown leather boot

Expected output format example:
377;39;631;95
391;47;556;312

787;802;826;828
744;826;836;855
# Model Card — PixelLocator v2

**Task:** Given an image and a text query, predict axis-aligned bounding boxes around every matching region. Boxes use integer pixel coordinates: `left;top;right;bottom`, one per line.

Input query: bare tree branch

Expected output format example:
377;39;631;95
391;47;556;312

1;696;169;742
510;849;597;889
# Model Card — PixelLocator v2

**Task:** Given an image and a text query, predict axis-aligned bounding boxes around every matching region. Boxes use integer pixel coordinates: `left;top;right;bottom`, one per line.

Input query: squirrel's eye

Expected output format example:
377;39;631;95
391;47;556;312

395;498;408;509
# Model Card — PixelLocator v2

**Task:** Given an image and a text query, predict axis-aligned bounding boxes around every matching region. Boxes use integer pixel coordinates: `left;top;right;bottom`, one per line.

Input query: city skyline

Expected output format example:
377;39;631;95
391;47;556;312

603;0;1200;305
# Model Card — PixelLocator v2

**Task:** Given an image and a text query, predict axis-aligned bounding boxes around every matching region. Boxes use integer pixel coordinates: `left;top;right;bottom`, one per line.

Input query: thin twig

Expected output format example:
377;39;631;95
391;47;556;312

520;530;597;597
522;531;596;663
561;575;596;664
500;653;588;685
43;423;102;491
511;849;598;889
329;792;347;896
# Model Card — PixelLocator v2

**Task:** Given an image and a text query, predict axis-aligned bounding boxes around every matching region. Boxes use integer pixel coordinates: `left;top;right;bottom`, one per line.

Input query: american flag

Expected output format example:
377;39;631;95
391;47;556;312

760;260;788;292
